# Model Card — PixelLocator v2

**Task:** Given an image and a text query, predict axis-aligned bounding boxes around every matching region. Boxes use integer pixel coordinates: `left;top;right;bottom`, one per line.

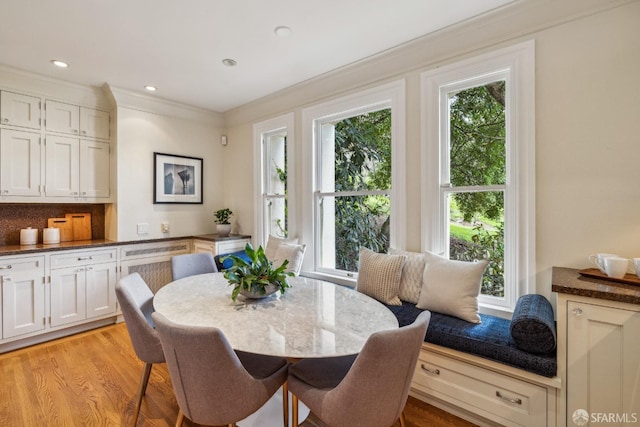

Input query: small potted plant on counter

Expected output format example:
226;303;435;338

214;208;233;236
223;243;294;301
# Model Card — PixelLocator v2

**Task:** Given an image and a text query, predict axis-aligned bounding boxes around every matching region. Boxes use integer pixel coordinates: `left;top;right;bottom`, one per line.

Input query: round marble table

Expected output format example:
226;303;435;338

153;273;399;359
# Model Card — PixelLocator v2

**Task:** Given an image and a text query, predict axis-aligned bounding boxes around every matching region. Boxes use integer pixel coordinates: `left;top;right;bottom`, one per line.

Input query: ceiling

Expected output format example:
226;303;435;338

0;0;515;113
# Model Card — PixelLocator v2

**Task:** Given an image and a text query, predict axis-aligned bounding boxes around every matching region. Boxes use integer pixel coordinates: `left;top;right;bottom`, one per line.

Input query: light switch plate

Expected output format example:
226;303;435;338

137;223;149;235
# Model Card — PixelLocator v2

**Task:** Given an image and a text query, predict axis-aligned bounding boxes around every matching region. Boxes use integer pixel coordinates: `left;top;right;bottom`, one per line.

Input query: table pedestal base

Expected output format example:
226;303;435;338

239;385;310;427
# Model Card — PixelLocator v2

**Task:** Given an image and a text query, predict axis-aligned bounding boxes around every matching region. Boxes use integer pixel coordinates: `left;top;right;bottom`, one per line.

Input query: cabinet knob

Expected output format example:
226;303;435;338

2;118;8;123
572;307;583;316
73;129;78;134
0;264;12;270
81;130;87;135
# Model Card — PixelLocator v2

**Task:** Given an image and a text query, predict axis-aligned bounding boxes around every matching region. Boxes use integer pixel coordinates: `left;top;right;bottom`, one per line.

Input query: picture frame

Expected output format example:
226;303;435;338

153;152;203;204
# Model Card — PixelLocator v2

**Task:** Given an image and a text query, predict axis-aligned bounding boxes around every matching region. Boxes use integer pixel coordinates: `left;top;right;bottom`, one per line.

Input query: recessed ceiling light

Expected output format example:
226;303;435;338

144;85;157;92
222;58;237;67
274;26;292;37
51;60;69;68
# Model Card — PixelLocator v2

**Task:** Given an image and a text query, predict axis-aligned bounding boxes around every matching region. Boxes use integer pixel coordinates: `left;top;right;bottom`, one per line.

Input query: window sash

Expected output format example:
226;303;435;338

421;41;535;315
302;80;406;282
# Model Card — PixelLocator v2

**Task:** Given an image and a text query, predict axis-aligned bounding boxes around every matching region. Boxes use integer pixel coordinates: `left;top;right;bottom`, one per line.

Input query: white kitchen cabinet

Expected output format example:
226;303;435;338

0;255;46;339
45;100;79;135
559;295;640;426
45;100;109;140
44;135;110;199
44;134;79;197
79;107;110;139
0;129;41;197
0;90;41;129
50;249;117;327
80;139;110;198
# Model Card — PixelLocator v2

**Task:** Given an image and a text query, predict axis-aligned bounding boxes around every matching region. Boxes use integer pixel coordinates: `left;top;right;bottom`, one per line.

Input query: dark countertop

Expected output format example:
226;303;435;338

0;234;252;257
0;236;193;257
193;234;251;242
552;266;640;305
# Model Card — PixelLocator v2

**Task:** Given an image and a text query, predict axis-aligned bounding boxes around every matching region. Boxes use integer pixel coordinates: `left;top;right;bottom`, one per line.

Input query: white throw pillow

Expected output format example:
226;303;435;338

264;235;299;260
356;247;406;306
417;251;489;323
272;243;306;275
389;248;426;304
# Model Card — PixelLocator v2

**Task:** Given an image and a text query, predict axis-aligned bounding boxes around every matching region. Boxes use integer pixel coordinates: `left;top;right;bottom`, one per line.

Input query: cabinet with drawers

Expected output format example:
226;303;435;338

411;343;559;427
193;234;251;257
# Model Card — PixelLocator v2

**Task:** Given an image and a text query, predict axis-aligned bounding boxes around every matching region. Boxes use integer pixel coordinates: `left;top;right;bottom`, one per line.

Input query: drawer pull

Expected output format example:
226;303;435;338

77;256;93;261
496;391;522;405
421;364;440;375
0;265;12;270
572;307;583;316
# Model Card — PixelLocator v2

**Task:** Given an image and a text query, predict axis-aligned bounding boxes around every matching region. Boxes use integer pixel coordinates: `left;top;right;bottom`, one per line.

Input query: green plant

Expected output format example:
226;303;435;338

214;208;233;224
223;243;294;301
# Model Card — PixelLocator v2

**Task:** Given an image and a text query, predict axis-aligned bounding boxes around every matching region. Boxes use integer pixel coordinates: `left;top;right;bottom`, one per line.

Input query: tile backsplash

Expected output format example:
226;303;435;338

0;204;105;246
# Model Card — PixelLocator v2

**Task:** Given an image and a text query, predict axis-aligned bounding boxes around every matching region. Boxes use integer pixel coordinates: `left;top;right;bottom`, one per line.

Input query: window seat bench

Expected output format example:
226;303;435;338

384;301;556;378
384;301;561;427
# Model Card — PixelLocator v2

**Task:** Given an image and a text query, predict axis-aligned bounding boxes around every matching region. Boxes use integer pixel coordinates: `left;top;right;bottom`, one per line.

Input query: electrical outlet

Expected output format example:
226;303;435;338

161;222;170;233
137;223;149;235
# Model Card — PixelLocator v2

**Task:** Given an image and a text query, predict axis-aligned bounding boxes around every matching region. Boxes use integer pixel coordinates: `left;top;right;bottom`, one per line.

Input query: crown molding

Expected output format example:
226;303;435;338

105;84;224;126
0;64;111;109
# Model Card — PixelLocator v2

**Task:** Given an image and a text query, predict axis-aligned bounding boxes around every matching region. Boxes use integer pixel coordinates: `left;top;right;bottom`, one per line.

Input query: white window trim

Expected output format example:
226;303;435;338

301;80;406;284
421;41;535;316
253;112;295;248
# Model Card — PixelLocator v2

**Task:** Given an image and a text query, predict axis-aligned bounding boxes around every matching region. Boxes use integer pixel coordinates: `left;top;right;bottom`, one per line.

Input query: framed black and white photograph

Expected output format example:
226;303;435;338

153;152;203;204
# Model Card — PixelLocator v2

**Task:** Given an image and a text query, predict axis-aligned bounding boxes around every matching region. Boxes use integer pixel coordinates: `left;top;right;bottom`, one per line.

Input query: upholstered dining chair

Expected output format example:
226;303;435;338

152;312;290;427
115;273;165;426
171;252;218;280
288;310;431;427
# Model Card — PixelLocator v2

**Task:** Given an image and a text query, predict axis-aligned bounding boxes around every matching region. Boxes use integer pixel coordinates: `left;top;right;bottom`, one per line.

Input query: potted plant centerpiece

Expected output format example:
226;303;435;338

223;243;294;301
214;208;233;236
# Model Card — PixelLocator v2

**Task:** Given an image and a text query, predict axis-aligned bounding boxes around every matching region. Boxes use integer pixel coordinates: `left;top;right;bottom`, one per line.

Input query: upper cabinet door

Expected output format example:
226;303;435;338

45;100;79;135
0;129;42;197
80;107;110;140
0;91;41;129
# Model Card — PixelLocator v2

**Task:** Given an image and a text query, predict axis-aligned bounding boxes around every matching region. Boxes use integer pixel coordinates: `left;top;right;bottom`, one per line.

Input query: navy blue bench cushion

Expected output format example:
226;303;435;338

384;302;557;378
214;250;251;271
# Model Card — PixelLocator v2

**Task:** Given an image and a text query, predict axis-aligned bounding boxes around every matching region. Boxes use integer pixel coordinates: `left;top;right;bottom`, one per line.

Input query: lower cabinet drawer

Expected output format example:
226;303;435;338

412;350;547;427
217;239;249;255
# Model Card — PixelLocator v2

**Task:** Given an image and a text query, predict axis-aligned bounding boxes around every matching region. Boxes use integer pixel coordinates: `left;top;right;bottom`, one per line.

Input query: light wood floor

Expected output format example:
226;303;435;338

0;323;478;427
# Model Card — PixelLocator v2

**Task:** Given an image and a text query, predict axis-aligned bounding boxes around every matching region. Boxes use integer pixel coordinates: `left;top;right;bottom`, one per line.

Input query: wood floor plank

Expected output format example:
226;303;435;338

0;323;478;427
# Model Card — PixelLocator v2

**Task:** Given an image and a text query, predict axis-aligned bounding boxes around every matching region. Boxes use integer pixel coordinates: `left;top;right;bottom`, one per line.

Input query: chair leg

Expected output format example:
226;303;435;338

175;409;184;427
292;394;299;427
133;362;153;425
283;381;289;427
399;411;407;427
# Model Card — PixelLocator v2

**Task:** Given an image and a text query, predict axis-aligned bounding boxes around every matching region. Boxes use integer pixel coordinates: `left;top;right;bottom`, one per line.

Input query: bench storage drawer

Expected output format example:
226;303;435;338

413;348;549;427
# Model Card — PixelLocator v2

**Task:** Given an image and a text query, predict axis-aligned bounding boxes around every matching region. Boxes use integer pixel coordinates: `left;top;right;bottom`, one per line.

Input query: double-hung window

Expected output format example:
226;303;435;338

421;42;535;313
254;113;295;245
303;81;405;280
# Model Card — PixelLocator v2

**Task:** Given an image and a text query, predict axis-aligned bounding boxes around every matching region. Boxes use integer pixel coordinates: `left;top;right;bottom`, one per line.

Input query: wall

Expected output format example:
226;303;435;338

108;87;225;241
222;1;640;302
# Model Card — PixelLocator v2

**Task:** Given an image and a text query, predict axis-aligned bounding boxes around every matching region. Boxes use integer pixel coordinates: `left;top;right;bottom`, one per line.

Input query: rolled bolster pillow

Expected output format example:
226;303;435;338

510;294;557;354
